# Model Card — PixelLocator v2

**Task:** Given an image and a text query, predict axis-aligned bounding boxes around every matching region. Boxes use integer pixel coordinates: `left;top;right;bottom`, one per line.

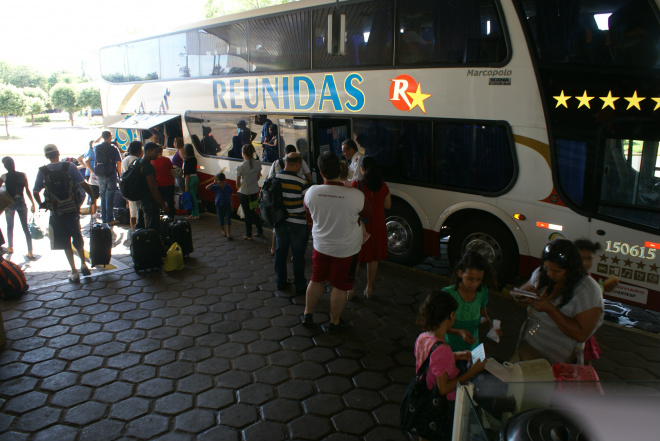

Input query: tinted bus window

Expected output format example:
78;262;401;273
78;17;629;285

160;33;200;80
312;0;393;69
434;123;514;193
556;139;587;205
100;46;128;82
397;0;506;65
202;23;249;75
517;0;660;68
127;40;160;81
249;11;310;72
354;119;432;184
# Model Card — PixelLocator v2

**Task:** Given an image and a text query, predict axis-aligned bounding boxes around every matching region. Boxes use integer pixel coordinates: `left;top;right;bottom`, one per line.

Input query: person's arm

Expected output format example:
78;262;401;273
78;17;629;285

436;359;487;396
446;328;476;345
79;181;96;201
384;192;392;210
526;297;602;342
304;172;312;183
480;306;503;337
23;175;36;211
145;174;169;214
205;183;215;191
115;160;122;176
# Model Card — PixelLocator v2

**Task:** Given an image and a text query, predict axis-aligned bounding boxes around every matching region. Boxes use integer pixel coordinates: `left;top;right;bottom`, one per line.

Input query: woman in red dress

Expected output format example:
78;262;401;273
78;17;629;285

351;155;391;299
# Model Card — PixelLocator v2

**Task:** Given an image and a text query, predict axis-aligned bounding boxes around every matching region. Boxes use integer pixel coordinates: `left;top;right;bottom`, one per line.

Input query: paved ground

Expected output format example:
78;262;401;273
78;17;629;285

1;214;659;441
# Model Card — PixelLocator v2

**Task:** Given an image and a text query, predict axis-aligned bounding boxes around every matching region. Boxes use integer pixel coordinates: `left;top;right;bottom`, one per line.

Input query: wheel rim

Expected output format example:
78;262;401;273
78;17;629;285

462;232;503;269
387;216;413;255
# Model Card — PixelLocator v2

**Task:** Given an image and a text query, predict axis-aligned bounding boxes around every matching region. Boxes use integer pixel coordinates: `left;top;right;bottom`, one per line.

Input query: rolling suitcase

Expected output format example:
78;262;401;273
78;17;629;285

130;229;163;272
114;207;130;225
168;220;193;257
90;219;112;267
160;216;174;247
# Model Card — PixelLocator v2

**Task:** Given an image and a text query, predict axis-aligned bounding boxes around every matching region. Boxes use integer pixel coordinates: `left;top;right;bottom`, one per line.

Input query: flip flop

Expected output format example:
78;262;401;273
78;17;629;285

243;236;252;240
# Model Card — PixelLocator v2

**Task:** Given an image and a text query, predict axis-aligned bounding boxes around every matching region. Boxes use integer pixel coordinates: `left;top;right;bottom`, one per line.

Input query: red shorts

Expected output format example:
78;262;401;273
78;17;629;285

311;249;358;291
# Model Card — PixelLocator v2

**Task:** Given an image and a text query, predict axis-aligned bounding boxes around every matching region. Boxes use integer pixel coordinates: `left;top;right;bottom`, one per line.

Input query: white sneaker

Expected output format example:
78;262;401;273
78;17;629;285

68;272;80;283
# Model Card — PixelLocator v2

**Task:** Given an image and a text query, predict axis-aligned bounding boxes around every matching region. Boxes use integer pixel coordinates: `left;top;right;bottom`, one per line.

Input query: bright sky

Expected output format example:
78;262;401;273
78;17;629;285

1;0;207;77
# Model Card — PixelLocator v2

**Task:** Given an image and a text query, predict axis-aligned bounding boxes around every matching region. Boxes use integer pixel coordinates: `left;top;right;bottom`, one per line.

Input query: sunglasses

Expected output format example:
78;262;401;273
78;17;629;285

542;243;568;263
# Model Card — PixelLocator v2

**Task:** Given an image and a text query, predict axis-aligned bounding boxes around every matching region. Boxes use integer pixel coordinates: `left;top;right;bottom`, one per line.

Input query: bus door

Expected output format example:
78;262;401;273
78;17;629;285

310;118;351;183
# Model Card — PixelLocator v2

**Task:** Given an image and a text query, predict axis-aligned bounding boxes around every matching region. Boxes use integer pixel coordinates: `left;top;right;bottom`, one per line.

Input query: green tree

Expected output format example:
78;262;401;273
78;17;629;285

25;97;45;126
0;84;26;137
204;0;294;18
50;83;79;127
76;86;102;118
47;70;76;91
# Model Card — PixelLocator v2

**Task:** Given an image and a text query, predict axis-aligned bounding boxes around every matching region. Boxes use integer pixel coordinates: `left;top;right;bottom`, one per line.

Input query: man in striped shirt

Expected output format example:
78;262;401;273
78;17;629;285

274;153;311;296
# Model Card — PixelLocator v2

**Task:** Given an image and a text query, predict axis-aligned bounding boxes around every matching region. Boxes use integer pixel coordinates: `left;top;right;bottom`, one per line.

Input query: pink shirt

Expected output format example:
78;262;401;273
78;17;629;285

414;332;459;400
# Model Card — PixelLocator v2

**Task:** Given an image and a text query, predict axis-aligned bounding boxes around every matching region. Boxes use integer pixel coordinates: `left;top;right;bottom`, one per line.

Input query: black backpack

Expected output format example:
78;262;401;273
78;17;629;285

94;143;116;178
119;158;147;202
258;176;288;228
39;162;83;216
0;256;28;300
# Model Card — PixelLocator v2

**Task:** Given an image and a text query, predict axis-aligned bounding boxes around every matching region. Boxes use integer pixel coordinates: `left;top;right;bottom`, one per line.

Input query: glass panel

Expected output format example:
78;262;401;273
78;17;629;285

278;118;310;168
353;119;432;184
599;132;660;228
185;113;257;159
160;33;200;80
434;122;513;192
556;139;587;205
100;46;129;82
249;11;310;72
127;39;160;81
517;0;660;67
312;0;393;68
198;23;249;76
397;0;506;65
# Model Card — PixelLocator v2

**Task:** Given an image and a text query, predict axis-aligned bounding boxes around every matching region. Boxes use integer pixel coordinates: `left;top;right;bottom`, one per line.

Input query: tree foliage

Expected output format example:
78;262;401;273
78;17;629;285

25;97;46;125
0;61;47;91
50;83;79;126
204;0;294;18
0;84;27;136
76;86;102;116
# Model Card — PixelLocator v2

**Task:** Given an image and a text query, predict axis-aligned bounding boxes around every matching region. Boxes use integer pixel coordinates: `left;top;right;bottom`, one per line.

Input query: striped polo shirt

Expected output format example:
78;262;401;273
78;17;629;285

276;170;309;225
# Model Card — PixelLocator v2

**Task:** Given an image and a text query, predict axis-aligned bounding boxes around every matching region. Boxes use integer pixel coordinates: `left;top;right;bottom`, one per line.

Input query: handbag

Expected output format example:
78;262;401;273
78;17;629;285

180;192;193;211
0;189;15;215
171;166;183;179
400;341;453;441
28;213;44;240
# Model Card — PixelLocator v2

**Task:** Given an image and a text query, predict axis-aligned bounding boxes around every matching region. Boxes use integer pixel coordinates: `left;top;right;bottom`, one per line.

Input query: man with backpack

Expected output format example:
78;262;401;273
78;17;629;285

33;144;98;283
93;131;122;225
273;152;310;296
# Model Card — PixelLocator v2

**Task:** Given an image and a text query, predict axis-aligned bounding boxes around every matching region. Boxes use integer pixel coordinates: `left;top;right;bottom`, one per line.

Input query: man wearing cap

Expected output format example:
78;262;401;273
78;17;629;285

33;144;98;283
237;120;254;147
93;131;122;226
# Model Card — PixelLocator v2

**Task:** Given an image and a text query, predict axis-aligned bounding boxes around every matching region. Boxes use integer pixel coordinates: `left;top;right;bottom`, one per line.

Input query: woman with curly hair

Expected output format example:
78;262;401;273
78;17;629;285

513;239;604;364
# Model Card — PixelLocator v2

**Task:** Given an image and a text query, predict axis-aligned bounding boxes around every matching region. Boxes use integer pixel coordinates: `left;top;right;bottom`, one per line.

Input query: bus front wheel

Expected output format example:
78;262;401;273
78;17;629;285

386;201;423;266
447;219;518;285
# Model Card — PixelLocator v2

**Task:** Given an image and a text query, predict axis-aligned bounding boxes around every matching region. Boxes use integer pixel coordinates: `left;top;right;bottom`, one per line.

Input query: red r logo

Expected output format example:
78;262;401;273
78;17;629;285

389;74;432;114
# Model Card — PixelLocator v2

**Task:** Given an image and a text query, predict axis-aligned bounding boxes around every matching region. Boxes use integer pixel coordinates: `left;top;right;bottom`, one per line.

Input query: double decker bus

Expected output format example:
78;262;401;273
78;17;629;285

99;0;660;311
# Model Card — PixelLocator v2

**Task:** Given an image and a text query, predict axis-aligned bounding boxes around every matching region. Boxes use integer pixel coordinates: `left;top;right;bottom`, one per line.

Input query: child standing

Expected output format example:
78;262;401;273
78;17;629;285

206;173;234;240
444;252;501;353
410;291;486;441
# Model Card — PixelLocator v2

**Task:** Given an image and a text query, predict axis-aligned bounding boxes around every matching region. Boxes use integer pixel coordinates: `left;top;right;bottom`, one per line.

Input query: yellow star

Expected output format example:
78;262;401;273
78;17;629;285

554;90;571;108
624;91;645;110
652;97;660;111
600;91;619;110
406;83;432;114
576;91;594;109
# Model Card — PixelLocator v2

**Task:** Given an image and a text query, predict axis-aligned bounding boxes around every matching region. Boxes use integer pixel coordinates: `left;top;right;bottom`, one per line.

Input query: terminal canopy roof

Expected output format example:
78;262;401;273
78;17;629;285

108;113;179;130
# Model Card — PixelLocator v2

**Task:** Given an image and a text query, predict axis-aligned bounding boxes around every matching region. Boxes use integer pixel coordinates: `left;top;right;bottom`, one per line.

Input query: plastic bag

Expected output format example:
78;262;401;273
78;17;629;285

164;242;184;271
237;204;245;219
28;213;44;240
180;192;193;211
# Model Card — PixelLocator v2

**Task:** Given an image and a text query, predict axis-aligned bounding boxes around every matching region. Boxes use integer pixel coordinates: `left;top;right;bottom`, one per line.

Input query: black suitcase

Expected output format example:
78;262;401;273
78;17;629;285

114;187;126;208
90;220;112;267
114;207;130;225
168;220;193;257
130;229;163;271
160;216;174;247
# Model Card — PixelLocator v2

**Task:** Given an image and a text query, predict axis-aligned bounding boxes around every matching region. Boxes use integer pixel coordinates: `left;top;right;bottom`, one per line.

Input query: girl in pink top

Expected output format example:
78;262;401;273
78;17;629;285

411;291;486;441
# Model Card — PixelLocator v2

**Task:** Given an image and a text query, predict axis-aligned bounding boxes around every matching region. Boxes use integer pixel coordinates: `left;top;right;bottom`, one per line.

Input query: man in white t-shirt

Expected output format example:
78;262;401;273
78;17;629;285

341;139;363;182
302;152;372;333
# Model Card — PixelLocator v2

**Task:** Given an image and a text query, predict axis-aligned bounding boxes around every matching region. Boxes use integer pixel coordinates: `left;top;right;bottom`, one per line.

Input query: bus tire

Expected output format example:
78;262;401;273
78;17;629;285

447;218;518;286
386;200;423;266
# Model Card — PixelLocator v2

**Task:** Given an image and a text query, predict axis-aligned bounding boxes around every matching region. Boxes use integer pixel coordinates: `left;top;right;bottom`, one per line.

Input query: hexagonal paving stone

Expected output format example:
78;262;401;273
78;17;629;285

68;355;104;373
372;403;402;427
16;406;61;432
81;368;119;387
242;421;288;441
198;426;239;441
198;358;231;375
303;393;345;416
177;373;214;394
109;396;151;420
179;347;212;363
64;401;108;425
106;352;141;370
137;378;175;398
262;398;303;423
332;409;375;435
0;376;38;397
33;424;78;441
277;379;315;400
160;361;195;379
5;391;48;413
93;381;134;403
28;359;66;378
315;375;353;394
154;392;194;415
233;354;267;372
122;365;157;383
219;403;259;428
51;385;93;407
175;408;216;433
216;370;253;389
288;415;332;440
254;366;289;385
237;383;275;405
126;414;170;439
343;389;383;410
144;349;177;366
79;420;123;441
197;387;235;409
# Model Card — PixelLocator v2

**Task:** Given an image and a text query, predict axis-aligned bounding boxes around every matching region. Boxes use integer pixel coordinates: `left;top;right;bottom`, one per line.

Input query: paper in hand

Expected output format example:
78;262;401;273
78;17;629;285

471;343;485;364
487;319;501;343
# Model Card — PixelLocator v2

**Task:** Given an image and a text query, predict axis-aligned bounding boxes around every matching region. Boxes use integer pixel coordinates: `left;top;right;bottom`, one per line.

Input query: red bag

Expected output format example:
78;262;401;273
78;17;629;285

0;256;28;300
552;362;603;394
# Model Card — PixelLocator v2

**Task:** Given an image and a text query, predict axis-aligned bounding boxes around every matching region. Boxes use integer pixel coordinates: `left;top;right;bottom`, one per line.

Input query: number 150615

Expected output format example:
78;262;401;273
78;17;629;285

605;241;656;259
